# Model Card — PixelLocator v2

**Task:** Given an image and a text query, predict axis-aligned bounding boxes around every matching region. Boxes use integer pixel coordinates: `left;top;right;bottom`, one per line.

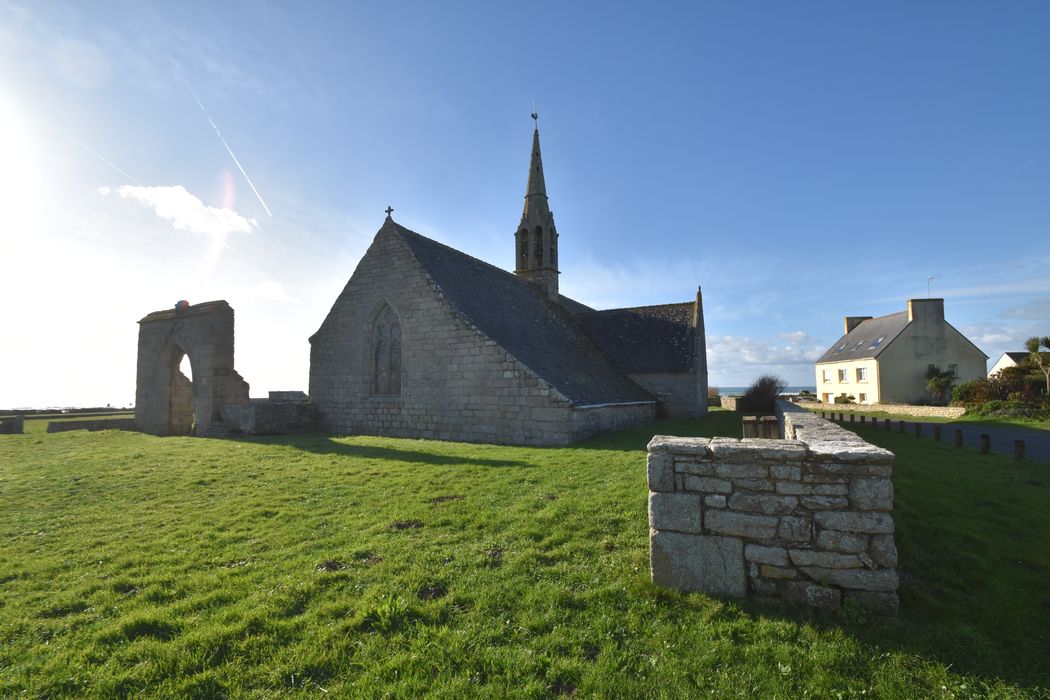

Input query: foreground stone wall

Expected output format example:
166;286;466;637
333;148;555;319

648;403;898;615
804;402;964;419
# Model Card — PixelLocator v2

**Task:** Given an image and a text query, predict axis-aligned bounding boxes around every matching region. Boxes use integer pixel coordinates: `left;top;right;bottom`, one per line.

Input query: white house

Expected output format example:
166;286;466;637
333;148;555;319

815;298;987;405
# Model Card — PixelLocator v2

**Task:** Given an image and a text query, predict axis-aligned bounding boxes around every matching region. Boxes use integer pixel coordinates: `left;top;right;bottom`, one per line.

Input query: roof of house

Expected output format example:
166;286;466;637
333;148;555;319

815;311;911;364
577;303;695;374
391;221;655;406
997;351;1030;364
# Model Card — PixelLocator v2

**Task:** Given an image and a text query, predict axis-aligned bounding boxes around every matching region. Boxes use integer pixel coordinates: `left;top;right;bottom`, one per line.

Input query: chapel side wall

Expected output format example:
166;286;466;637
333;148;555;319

628;372;700;418
647;402;898;615
309;230;575;445
571;402;656;442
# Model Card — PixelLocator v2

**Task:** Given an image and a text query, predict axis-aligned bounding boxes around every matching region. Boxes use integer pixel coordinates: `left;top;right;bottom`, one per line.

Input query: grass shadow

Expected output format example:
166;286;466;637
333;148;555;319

216;433;532;468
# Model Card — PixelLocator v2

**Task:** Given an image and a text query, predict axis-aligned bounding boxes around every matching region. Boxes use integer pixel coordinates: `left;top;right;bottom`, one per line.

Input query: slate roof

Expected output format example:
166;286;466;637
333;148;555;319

816;311;910;363
391;222;655;406
577;304;695;374
1000;352;1029;364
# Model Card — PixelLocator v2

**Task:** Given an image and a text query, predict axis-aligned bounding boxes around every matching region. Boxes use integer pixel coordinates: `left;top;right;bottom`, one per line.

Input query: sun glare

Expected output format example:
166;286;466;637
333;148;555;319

0;98;42;241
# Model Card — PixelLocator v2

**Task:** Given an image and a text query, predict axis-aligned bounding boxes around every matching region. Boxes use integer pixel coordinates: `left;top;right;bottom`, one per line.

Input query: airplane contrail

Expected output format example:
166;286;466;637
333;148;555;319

184;82;273;218
70;139;144;186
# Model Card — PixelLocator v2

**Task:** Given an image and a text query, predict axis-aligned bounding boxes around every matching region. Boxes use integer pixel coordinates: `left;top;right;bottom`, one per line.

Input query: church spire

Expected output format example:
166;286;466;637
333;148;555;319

515;116;559;300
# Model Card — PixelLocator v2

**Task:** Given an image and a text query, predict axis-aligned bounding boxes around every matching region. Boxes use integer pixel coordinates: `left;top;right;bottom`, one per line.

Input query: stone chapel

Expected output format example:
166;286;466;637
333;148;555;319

308;123;708;445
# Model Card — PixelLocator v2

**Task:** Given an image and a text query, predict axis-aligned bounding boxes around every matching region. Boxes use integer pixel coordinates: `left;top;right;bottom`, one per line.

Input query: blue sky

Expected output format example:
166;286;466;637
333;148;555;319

2;1;1048;407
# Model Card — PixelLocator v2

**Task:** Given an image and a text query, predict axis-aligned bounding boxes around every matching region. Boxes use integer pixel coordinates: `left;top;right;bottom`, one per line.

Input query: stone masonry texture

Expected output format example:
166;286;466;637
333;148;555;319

646;401;898;615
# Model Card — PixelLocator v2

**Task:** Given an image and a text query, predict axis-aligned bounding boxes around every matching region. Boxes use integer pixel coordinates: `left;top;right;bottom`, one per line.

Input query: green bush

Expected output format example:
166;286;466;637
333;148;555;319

951;379;988;408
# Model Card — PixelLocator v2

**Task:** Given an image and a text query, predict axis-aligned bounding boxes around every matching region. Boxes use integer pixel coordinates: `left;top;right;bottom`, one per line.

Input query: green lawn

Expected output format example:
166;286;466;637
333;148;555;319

1;410;1047;697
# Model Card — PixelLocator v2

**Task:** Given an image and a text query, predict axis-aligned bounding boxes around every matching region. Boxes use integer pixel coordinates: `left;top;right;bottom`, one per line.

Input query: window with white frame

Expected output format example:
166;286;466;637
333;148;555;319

822;369;831;383
858;393;867;402
948;363;958;377
838;369;848;382
856;367;868;382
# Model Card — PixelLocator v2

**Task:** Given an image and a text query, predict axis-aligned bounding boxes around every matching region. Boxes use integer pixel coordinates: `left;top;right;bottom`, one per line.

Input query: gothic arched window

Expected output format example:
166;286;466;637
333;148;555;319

372;306;402;395
533;225;544;261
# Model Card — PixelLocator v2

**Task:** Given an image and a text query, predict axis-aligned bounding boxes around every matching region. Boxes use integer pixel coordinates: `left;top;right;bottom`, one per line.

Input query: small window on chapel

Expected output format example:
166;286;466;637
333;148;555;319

372;306;402;395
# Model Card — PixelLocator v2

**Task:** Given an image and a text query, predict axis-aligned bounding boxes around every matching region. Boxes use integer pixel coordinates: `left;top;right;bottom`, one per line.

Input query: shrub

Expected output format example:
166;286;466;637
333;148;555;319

835;393;856;405
951;379;988;408
738;374;787;414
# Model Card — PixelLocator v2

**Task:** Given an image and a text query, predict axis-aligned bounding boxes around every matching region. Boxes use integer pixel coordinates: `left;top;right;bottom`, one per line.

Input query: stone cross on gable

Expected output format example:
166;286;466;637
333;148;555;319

385;206;394;218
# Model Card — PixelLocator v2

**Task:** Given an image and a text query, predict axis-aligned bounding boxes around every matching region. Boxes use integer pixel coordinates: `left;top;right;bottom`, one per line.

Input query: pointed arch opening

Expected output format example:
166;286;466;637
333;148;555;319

372;305;402;396
533;225;544;263
168;346;196;435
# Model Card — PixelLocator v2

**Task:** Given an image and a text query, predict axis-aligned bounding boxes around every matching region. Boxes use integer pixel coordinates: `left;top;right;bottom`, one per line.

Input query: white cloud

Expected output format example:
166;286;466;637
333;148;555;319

1002;297;1050;320
708;334;826;368
102;184;256;237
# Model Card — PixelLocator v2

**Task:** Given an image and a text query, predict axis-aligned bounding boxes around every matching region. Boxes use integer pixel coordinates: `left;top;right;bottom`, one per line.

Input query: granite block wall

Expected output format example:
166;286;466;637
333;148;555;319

647;403;898;615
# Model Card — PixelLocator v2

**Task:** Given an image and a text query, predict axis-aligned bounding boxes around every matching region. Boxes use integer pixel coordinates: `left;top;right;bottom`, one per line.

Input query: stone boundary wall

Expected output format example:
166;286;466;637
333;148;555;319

803;402;964;418
0;415;25;434
47;419;138;433
721;396;738;411
647;402;898;615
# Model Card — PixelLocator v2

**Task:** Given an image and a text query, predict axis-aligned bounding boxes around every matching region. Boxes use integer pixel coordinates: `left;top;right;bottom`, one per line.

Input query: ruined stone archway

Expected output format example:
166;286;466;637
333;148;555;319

135;300;249;436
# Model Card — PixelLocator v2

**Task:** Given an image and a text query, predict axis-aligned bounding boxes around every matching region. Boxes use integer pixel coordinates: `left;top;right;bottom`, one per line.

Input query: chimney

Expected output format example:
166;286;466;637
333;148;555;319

907;298;944;323
844;316;872;335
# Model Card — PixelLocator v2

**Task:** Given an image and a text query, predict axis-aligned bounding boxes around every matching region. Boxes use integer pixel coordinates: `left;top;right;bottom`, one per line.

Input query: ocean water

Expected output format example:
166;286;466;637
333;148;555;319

716;386;816;397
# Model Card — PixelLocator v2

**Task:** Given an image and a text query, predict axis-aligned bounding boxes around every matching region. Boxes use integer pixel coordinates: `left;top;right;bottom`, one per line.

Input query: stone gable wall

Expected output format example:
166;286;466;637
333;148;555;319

629;373;702;418
310;230;653;445
647;402;898;615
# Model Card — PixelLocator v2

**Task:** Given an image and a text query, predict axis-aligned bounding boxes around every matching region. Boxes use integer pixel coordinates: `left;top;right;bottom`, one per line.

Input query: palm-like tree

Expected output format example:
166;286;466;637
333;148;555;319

1025;336;1050;395
925;365;955;405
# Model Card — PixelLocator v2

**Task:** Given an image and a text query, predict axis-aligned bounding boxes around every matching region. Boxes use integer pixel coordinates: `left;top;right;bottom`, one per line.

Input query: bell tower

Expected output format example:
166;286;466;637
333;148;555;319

514;114;559;301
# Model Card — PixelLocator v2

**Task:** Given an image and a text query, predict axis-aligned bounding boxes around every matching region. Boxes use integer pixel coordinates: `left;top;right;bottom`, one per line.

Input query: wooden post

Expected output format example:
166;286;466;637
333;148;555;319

742;416;759;439
898;420;905;433
761;416;779;439
932;425;941;442
1014;440;1025;461
884;418;890;430
849;413;855;423
838;412;844;422
980;434;990;454
860;415;866;424
954;429;964;447
913;423;922;436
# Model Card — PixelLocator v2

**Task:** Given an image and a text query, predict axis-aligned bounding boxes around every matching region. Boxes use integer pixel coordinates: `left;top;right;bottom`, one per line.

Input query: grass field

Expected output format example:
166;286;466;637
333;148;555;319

1;410;1047;697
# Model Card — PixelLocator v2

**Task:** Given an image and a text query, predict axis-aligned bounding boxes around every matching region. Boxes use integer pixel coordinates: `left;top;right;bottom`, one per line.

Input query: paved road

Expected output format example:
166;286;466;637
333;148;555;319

831;416;1050;463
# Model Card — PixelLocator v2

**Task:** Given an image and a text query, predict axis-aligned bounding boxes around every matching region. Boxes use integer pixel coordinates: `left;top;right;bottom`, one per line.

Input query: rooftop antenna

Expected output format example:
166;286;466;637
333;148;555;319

927;275;934;298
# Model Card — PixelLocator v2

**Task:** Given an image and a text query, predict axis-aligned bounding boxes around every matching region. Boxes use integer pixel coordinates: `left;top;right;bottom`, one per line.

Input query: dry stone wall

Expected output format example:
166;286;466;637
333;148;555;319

47;419;137;433
647;403;898;615
802;402;964;419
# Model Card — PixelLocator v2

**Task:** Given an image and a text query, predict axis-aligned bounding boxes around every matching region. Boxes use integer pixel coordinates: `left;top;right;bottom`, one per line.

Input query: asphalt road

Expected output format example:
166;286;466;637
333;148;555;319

837;416;1050;463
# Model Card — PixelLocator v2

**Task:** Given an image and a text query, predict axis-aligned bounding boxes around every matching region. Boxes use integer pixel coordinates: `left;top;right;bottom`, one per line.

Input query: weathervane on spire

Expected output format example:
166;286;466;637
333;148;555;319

531;101;538;125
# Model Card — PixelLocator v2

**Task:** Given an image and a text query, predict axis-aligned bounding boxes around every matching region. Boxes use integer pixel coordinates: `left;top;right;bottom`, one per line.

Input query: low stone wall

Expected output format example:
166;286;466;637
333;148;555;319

0;415;25;434
220;400;322;435
47;419;138;433
806;402;964;419
721;396;739;411
647;402;898;615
